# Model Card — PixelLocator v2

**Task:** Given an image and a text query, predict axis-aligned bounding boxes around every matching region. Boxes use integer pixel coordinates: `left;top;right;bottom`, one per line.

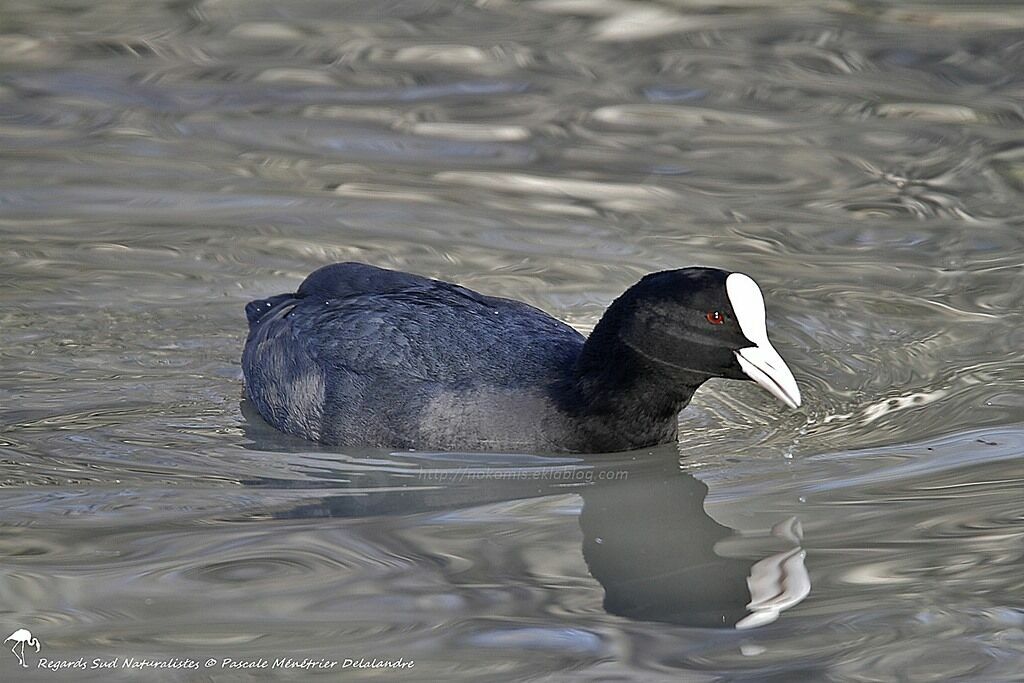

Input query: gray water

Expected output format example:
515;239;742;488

3;0;1024;680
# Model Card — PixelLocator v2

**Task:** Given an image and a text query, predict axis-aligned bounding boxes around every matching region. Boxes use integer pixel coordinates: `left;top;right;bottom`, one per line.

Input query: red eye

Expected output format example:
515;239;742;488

706;310;725;325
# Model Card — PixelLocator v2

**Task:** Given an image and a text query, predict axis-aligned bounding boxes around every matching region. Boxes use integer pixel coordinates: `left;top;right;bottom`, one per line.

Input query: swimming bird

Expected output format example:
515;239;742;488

242;262;801;452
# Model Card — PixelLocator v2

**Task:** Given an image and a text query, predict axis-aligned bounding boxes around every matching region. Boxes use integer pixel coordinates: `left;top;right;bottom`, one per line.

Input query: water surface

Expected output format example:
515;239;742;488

3;0;1024;680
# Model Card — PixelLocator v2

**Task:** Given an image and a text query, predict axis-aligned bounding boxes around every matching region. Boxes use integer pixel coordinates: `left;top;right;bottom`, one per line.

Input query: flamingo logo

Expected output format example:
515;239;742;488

5;629;40;668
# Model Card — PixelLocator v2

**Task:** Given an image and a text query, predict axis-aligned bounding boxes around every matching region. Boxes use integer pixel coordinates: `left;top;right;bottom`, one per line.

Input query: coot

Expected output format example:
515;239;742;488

242;262;800;452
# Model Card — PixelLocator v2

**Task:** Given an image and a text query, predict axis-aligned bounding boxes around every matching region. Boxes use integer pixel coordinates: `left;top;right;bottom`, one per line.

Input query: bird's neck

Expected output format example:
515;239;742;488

559;315;708;452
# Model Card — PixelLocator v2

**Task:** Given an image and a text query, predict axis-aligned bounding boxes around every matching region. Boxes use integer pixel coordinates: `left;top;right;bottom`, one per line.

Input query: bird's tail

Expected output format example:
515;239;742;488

245;294;295;327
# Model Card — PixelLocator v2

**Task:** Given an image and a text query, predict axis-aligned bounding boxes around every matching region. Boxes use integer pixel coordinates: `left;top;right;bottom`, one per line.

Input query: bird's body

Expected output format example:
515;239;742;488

243;262;800;452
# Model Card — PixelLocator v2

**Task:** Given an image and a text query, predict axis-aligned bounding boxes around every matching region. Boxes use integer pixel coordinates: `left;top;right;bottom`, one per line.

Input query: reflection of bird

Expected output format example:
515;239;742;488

252;440;810;629
580;464;754;627
580;460;809;628
5;628;40;668
243;262;801;452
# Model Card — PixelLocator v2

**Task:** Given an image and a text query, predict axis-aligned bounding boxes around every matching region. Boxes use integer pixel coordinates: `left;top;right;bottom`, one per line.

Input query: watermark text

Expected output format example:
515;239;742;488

419;466;627;484
35;656;414;672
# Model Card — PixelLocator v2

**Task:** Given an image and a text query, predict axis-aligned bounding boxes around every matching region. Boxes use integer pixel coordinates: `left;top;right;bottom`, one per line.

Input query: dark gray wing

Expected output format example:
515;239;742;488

289;286;584;387
242;263;584;444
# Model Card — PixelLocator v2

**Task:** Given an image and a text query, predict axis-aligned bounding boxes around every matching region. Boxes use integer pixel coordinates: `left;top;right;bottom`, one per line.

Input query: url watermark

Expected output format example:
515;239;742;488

419;466;628;484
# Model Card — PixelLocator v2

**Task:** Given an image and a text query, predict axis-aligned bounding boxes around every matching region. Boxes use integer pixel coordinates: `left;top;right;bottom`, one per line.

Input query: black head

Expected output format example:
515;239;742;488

590;267;801;409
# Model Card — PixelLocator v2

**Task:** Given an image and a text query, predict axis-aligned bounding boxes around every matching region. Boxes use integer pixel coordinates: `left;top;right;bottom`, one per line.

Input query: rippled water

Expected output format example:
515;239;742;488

3;0;1024;680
